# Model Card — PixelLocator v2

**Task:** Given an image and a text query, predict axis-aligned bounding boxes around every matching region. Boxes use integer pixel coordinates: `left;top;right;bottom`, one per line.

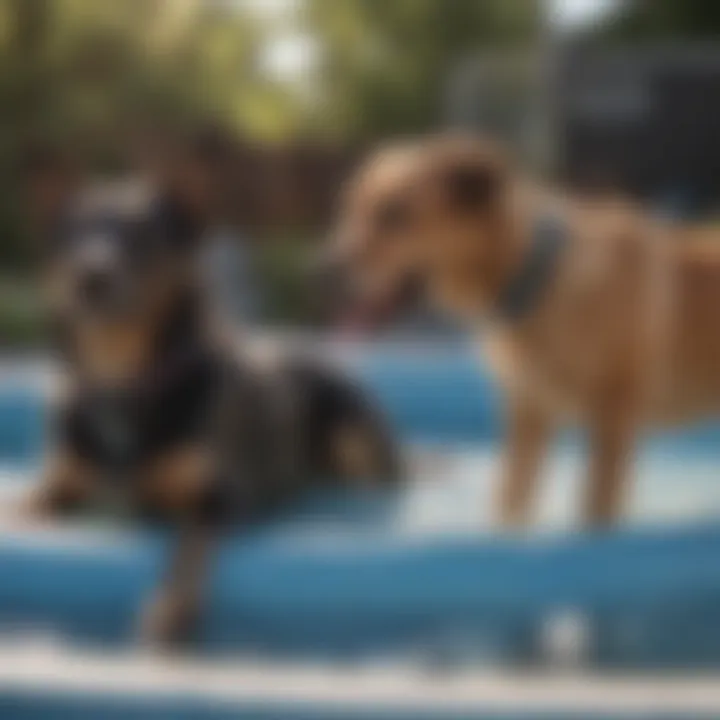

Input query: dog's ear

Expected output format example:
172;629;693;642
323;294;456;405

157;128;228;250
437;142;507;212
446;162;502;208
22;145;79;237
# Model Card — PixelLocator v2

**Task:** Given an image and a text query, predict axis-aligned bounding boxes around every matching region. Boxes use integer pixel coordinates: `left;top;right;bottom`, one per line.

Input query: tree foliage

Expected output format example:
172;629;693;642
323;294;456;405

0;0;540;266
604;0;720;39
0;0;293;265
301;0;538;142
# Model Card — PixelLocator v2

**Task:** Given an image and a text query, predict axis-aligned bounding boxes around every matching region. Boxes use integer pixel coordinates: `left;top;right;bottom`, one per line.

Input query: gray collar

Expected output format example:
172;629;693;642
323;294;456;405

494;214;567;322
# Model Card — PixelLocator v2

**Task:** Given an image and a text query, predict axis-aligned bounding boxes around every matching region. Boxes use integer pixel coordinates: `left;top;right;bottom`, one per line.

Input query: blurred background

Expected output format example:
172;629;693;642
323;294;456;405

3;0;720;341
4;1;720;718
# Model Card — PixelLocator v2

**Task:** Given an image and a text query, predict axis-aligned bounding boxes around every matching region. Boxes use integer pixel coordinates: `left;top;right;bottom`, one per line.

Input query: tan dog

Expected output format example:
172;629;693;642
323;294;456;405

326;135;720;528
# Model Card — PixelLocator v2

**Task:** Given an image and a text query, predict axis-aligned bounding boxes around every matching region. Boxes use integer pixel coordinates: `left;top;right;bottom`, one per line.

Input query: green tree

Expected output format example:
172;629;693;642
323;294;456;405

0;0;296;266
604;0;720;39
301;0;538;142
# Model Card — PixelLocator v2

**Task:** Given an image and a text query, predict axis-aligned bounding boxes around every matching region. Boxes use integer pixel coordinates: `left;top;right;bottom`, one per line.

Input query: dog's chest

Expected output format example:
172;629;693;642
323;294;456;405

480;236;638;415
481;318;605;417
63;356;220;473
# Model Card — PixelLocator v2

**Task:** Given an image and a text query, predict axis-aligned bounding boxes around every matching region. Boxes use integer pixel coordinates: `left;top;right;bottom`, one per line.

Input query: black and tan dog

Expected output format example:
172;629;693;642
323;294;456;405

22;140;400;646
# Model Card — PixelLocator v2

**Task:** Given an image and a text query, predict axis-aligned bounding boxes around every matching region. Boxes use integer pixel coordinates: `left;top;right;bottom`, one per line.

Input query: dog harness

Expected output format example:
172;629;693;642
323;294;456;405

494;214;568;322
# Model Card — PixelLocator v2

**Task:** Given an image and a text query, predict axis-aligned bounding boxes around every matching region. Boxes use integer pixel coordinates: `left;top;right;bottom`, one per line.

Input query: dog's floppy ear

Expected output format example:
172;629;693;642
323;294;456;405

438;141;507;211
157;128;228;250
446;162;502;208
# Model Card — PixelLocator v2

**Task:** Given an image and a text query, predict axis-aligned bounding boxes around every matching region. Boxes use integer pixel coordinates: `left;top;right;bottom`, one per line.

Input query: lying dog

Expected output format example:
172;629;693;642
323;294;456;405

324;134;720;529
23;142;400;645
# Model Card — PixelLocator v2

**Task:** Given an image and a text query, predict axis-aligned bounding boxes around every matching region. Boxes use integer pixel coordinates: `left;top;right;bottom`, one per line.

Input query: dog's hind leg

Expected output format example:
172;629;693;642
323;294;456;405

331;417;402;485
497;393;554;528
584;393;638;528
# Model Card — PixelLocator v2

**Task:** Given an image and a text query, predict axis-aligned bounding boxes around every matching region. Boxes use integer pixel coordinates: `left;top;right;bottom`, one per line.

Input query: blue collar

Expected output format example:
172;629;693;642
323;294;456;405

494;214;567;322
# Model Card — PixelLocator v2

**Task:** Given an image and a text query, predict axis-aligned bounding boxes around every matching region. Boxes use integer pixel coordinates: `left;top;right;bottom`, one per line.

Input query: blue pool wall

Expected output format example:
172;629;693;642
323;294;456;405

2;346;720;667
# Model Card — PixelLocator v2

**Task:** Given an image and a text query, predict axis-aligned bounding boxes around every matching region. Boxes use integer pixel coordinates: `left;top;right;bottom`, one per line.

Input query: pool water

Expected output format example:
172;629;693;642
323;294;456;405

3;352;720;684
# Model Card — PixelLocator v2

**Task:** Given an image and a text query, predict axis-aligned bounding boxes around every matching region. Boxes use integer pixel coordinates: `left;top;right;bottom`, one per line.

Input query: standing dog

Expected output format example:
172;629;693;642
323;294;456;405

325;134;720;529
23;141;400;645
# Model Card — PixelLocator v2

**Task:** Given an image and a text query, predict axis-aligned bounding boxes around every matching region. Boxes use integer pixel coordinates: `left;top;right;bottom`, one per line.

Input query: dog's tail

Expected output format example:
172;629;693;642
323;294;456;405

285;357;403;486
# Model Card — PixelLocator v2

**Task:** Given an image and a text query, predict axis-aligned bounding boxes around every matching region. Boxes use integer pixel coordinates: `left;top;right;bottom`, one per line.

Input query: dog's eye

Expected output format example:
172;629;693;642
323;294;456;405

375;198;411;234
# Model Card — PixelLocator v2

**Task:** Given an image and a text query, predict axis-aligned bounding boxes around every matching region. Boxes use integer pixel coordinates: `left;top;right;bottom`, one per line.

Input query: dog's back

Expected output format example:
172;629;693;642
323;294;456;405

281;355;401;484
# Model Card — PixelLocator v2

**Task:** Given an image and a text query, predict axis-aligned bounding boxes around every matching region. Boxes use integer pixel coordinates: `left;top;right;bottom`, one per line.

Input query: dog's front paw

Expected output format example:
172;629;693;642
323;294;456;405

139;591;198;649
5;488;55;529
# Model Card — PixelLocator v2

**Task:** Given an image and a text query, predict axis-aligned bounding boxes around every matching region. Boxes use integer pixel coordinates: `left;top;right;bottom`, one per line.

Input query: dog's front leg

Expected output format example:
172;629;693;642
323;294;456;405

498;394;554;528
140;521;215;648
23;450;94;519
584;399;638;528
138;446;218;648
584;366;644;528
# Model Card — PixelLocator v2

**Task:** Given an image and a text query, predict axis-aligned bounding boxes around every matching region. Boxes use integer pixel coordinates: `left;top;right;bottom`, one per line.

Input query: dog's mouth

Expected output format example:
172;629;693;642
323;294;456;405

339;270;427;334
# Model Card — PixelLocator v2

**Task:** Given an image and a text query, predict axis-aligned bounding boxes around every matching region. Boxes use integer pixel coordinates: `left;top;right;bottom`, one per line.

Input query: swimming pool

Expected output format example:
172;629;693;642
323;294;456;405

1;345;720;669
